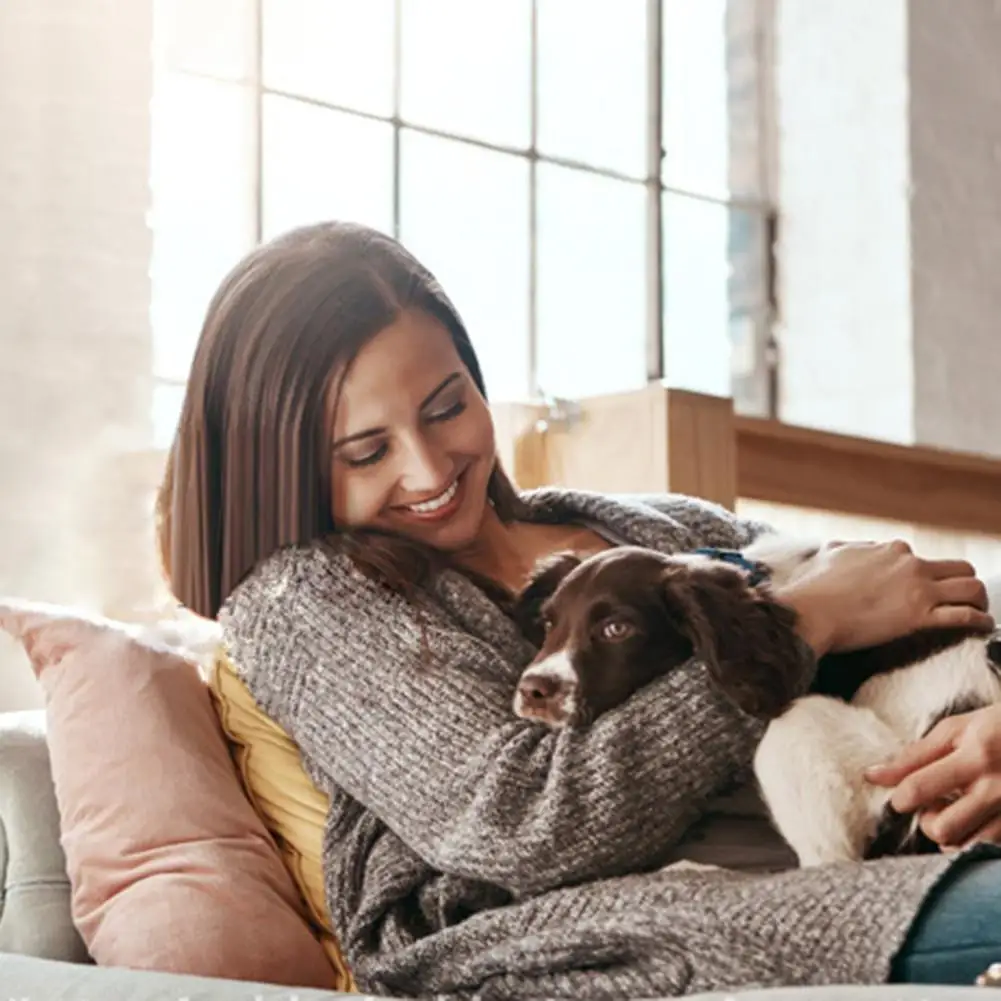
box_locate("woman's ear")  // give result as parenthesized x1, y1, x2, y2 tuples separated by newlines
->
(661, 565, 804, 721)
(512, 552, 582, 646)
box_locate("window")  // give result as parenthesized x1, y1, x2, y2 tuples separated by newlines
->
(150, 0, 774, 446)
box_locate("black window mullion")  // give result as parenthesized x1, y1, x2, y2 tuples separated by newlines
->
(527, 0, 540, 401)
(645, 0, 664, 383)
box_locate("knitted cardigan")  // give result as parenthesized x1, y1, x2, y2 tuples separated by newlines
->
(220, 488, 977, 1000)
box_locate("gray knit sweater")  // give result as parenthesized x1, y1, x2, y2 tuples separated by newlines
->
(220, 488, 974, 1000)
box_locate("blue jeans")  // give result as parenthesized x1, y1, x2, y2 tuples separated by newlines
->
(892, 857, 1001, 984)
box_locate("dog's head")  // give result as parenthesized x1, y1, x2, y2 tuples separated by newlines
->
(511, 546, 804, 727)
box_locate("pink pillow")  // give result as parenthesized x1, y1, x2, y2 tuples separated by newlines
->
(0, 598, 339, 989)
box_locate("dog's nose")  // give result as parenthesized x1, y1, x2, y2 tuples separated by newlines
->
(518, 673, 563, 706)
(514, 669, 576, 726)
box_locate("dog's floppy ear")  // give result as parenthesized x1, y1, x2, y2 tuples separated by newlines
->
(513, 552, 582, 646)
(660, 565, 804, 721)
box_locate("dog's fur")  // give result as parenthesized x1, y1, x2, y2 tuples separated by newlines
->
(511, 538, 1001, 866)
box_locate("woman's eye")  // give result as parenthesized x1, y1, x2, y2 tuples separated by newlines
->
(343, 444, 388, 468)
(427, 400, 466, 423)
(600, 620, 635, 642)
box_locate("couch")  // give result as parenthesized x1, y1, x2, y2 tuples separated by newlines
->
(2, 566, 1000, 999)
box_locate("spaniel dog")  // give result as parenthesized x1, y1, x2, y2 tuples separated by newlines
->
(511, 538, 1001, 866)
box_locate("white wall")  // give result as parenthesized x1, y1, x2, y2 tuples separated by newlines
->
(0, 1, 156, 711)
(774, 0, 1001, 459)
(908, 0, 1001, 457)
(775, 0, 915, 444)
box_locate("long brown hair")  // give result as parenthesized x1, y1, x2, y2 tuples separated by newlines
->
(157, 221, 524, 620)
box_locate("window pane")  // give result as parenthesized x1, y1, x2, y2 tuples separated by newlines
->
(262, 0, 395, 117)
(400, 0, 532, 149)
(662, 0, 730, 197)
(150, 73, 257, 383)
(536, 0, 647, 178)
(662, 193, 767, 400)
(399, 132, 530, 401)
(153, 0, 255, 81)
(262, 96, 394, 240)
(536, 166, 647, 399)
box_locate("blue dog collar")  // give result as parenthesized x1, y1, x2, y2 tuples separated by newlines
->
(692, 547, 771, 587)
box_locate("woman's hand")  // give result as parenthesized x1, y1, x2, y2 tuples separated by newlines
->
(773, 540, 993, 658)
(865, 704, 1001, 849)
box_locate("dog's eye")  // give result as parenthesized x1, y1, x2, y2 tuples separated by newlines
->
(541, 615, 554, 634)
(600, 619, 635, 642)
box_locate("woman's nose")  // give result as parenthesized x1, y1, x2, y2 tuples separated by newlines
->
(399, 436, 450, 492)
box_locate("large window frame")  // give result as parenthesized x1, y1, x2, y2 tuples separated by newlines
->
(151, 0, 778, 448)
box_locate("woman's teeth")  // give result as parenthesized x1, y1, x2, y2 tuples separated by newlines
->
(407, 479, 458, 514)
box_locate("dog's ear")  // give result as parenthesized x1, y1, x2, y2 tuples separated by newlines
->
(513, 552, 582, 646)
(660, 565, 804, 721)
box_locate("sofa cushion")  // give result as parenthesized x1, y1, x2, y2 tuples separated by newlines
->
(0, 599, 340, 989)
(0, 711, 89, 963)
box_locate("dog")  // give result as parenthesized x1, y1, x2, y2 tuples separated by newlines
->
(510, 538, 1001, 866)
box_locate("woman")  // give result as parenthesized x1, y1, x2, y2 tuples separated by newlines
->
(159, 221, 1001, 998)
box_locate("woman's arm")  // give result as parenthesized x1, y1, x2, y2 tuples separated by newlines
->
(221, 545, 811, 899)
(641, 494, 993, 655)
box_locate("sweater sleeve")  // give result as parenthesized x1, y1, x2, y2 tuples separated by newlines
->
(221, 543, 810, 899)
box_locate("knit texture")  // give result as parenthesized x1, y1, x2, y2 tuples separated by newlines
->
(220, 488, 971, 1000)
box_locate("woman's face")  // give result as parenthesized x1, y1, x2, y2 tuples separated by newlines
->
(329, 308, 497, 552)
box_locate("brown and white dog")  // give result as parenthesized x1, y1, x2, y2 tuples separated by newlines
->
(511, 538, 1001, 867)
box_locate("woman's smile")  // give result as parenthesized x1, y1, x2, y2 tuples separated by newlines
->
(391, 469, 466, 524)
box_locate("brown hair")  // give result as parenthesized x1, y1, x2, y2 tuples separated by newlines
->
(156, 221, 525, 620)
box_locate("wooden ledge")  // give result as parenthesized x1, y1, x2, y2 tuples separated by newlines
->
(735, 416, 1001, 537)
